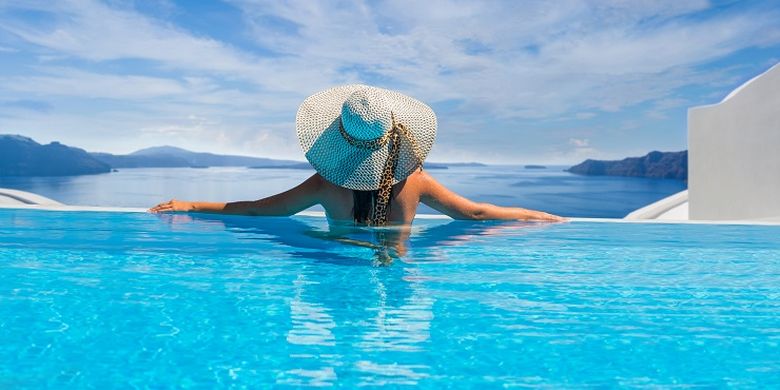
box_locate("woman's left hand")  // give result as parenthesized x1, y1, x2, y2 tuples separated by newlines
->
(532, 211, 569, 222)
(148, 199, 194, 213)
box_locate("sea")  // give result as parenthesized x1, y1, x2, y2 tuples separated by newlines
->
(0, 165, 686, 218)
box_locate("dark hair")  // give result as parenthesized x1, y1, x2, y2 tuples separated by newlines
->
(353, 189, 391, 224)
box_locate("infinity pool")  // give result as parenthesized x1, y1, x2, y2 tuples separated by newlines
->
(2, 208, 780, 387)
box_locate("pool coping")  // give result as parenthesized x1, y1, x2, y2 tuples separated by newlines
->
(2, 203, 780, 226)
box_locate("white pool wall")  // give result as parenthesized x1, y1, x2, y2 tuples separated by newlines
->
(688, 63, 780, 221)
(0, 188, 63, 206)
(624, 190, 688, 221)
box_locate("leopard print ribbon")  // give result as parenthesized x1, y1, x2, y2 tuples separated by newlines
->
(339, 113, 423, 226)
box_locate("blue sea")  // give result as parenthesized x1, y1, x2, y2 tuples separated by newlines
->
(0, 165, 686, 218)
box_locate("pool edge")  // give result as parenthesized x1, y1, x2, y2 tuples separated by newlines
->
(2, 203, 779, 226)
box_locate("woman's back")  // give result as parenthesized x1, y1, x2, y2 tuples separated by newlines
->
(319, 169, 424, 224)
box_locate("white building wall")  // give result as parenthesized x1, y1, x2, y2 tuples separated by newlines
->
(688, 63, 780, 220)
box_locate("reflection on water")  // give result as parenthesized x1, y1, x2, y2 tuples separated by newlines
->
(160, 213, 402, 266)
(287, 273, 337, 346)
(160, 212, 555, 266)
(280, 265, 436, 386)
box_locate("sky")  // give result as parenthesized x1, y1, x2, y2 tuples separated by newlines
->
(0, 0, 778, 164)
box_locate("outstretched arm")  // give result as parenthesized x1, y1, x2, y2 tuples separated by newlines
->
(419, 172, 565, 221)
(149, 174, 323, 216)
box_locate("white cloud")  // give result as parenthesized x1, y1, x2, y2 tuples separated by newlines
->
(1, 1, 255, 73)
(1, 67, 186, 99)
(0, 0, 778, 162)
(222, 0, 780, 141)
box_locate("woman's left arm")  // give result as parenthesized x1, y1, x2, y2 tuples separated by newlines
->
(149, 174, 323, 216)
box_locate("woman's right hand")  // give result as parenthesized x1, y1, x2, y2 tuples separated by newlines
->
(148, 199, 195, 213)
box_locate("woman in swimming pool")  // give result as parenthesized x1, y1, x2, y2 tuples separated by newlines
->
(149, 85, 564, 225)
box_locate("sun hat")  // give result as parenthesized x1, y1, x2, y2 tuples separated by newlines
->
(296, 84, 437, 224)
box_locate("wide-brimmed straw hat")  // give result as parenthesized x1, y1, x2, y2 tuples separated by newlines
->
(296, 84, 437, 192)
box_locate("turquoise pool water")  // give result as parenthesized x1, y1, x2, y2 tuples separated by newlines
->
(1, 209, 780, 387)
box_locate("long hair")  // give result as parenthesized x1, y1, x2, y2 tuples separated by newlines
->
(352, 189, 391, 225)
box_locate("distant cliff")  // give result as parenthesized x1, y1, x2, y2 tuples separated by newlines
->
(2, 135, 481, 176)
(90, 146, 308, 168)
(0, 135, 111, 177)
(566, 150, 687, 181)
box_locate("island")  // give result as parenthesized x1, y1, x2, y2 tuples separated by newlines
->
(2, 134, 494, 177)
(566, 150, 687, 181)
(249, 163, 313, 170)
(90, 145, 307, 168)
(524, 165, 547, 169)
(0, 135, 111, 176)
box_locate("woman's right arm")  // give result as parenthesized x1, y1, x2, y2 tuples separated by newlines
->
(418, 172, 565, 221)
(149, 174, 323, 216)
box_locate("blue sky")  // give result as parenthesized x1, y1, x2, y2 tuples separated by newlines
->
(0, 0, 778, 164)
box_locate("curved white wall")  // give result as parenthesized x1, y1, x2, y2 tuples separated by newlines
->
(688, 63, 780, 220)
(0, 188, 63, 206)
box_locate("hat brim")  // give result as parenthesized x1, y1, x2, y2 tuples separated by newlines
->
(296, 85, 437, 191)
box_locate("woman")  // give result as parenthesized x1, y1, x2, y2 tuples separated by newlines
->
(149, 85, 564, 225)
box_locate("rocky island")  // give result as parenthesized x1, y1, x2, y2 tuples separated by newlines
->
(90, 145, 306, 168)
(1, 134, 487, 177)
(0, 135, 111, 176)
(566, 150, 687, 181)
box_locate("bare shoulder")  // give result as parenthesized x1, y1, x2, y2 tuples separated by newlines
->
(289, 173, 328, 197)
(410, 169, 445, 193)
(310, 173, 351, 200)
(401, 168, 434, 192)
(409, 169, 467, 205)
(308, 173, 327, 187)
(307, 173, 347, 191)
(406, 168, 432, 184)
